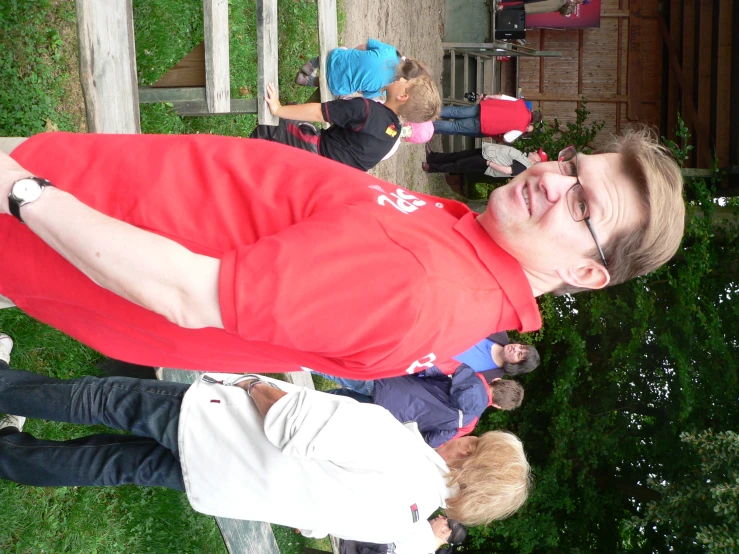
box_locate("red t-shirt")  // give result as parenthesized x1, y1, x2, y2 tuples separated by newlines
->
(479, 98, 532, 136)
(4, 133, 541, 378)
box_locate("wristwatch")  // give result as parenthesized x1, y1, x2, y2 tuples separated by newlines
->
(8, 176, 54, 223)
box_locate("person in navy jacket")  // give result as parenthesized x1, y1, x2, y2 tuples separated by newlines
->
(330, 365, 524, 447)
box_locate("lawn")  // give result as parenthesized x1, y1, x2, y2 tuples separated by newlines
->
(0, 0, 337, 551)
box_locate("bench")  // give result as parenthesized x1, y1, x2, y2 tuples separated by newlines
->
(75, 0, 140, 133)
(76, 0, 338, 133)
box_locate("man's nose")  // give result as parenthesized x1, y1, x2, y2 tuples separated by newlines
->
(539, 171, 577, 204)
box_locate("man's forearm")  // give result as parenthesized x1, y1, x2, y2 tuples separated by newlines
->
(486, 161, 513, 175)
(275, 103, 325, 123)
(19, 187, 224, 329)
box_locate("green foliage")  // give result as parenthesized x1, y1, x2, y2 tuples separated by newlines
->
(629, 430, 739, 554)
(513, 99, 606, 156)
(0, 309, 228, 553)
(0, 0, 82, 135)
(134, 0, 320, 137)
(472, 102, 605, 199)
(661, 112, 694, 167)
(470, 115, 739, 552)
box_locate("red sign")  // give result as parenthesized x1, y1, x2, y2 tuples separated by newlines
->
(527, 0, 601, 29)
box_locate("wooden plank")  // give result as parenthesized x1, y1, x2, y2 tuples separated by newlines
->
(450, 50, 457, 100)
(317, 0, 338, 104)
(627, 0, 642, 120)
(601, 9, 629, 17)
(139, 86, 209, 104)
(156, 368, 279, 554)
(441, 42, 562, 57)
(476, 56, 482, 96)
(283, 371, 316, 389)
(525, 93, 628, 102)
(666, 0, 682, 141)
(682, 0, 696, 166)
(658, 15, 712, 167)
(715, 0, 733, 165)
(463, 53, 469, 98)
(153, 42, 206, 88)
(75, 0, 140, 133)
(174, 98, 258, 116)
(615, 16, 622, 133)
(203, 0, 231, 113)
(256, 0, 279, 125)
(697, 0, 713, 166)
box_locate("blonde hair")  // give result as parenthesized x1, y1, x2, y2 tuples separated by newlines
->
(557, 126, 686, 294)
(490, 379, 524, 410)
(397, 75, 442, 123)
(445, 431, 531, 525)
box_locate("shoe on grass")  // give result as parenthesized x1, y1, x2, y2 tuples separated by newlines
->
(0, 333, 13, 364)
(0, 413, 26, 433)
(295, 71, 318, 87)
(300, 58, 319, 77)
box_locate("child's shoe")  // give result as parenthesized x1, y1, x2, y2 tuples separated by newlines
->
(295, 71, 318, 87)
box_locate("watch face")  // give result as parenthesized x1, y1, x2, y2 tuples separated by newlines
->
(12, 179, 43, 203)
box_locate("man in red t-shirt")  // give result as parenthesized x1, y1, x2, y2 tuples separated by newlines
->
(0, 130, 684, 378)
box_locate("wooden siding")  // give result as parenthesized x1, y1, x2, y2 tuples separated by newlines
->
(518, 0, 662, 151)
(517, 0, 735, 166)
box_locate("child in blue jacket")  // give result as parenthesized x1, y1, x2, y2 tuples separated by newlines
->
(296, 38, 430, 99)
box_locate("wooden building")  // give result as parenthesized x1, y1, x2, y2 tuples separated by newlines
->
(518, 0, 736, 168)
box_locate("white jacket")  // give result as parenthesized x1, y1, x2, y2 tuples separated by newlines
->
(178, 374, 451, 547)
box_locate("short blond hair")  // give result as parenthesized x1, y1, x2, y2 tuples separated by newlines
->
(397, 75, 442, 123)
(445, 431, 531, 525)
(558, 126, 685, 294)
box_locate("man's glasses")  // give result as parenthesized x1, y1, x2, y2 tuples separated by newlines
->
(557, 145, 608, 267)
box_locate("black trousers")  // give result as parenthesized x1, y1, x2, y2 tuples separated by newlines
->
(0, 364, 187, 491)
(426, 149, 489, 174)
(250, 119, 321, 155)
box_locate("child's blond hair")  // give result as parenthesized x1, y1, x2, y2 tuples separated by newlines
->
(397, 75, 442, 123)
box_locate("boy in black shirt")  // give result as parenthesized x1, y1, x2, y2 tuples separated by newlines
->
(251, 80, 440, 172)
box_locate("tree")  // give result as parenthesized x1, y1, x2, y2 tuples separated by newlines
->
(465, 117, 739, 553)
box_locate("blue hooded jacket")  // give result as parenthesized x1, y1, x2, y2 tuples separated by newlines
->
(372, 364, 491, 447)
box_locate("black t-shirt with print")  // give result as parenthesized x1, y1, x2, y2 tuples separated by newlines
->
(320, 98, 401, 171)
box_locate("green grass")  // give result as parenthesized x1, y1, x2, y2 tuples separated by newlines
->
(0, 0, 85, 134)
(1, 0, 339, 551)
(134, 0, 322, 137)
(0, 310, 228, 553)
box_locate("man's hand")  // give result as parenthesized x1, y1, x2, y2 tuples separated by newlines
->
(265, 83, 282, 117)
(237, 378, 288, 417)
(0, 150, 34, 215)
(486, 160, 513, 175)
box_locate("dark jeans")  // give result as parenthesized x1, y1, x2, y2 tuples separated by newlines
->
(433, 104, 484, 137)
(426, 148, 489, 174)
(325, 388, 374, 404)
(0, 363, 187, 491)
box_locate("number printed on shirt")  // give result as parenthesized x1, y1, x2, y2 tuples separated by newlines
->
(405, 353, 437, 374)
(377, 189, 427, 214)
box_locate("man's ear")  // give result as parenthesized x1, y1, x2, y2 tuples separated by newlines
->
(556, 261, 610, 290)
(491, 377, 502, 383)
(492, 403, 502, 410)
(395, 91, 409, 103)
